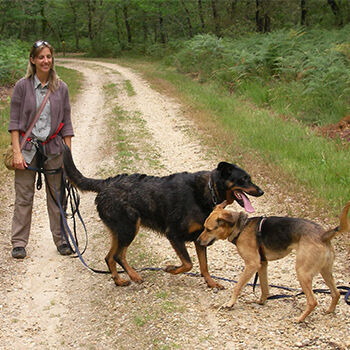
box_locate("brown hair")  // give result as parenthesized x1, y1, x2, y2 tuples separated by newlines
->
(25, 41, 60, 92)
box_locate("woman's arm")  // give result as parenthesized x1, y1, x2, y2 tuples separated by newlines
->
(63, 135, 72, 149)
(11, 130, 27, 169)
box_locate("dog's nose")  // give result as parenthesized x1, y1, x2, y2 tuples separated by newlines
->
(256, 187, 264, 196)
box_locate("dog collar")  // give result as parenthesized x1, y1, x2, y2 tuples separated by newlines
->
(208, 175, 218, 205)
(228, 216, 266, 246)
(228, 231, 241, 245)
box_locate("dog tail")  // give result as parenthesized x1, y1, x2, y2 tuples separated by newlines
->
(321, 201, 350, 242)
(63, 144, 107, 193)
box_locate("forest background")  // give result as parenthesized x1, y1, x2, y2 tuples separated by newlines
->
(0, 0, 349, 213)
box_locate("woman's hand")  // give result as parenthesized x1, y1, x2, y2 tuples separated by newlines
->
(13, 149, 27, 169)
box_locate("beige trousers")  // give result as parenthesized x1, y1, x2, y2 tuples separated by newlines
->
(11, 153, 65, 248)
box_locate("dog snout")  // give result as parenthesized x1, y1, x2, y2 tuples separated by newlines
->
(197, 232, 208, 246)
(196, 236, 204, 245)
(197, 235, 215, 247)
(253, 186, 264, 197)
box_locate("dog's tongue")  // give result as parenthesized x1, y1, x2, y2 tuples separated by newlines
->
(241, 193, 255, 213)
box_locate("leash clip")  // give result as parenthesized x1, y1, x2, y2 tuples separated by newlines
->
(29, 137, 39, 148)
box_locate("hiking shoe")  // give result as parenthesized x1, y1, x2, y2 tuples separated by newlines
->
(57, 243, 73, 256)
(12, 247, 26, 259)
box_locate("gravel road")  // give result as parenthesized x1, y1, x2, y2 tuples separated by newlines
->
(0, 58, 349, 350)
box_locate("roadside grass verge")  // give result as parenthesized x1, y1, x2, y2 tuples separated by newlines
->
(0, 101, 10, 151)
(115, 58, 349, 214)
(56, 65, 83, 103)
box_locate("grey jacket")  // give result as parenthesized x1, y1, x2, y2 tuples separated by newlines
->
(8, 77, 74, 154)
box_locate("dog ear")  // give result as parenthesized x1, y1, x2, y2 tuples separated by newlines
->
(218, 210, 237, 226)
(217, 162, 235, 178)
(214, 200, 228, 211)
(237, 211, 248, 230)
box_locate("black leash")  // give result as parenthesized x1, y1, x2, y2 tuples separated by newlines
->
(55, 190, 350, 305)
(42, 164, 349, 306)
(54, 179, 110, 274)
(26, 148, 90, 264)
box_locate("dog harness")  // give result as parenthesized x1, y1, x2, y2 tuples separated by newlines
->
(256, 216, 267, 262)
(229, 216, 267, 262)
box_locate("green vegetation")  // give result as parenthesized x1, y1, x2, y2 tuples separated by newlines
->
(172, 27, 350, 126)
(0, 102, 10, 150)
(56, 66, 83, 103)
(0, 40, 28, 86)
(124, 80, 136, 96)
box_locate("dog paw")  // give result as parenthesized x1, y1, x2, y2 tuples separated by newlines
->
(113, 277, 131, 287)
(131, 276, 143, 284)
(164, 265, 178, 274)
(218, 302, 234, 311)
(207, 280, 225, 290)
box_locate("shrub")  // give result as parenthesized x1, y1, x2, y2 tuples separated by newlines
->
(172, 26, 350, 125)
(0, 40, 28, 85)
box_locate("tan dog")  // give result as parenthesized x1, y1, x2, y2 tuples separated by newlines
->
(197, 201, 350, 322)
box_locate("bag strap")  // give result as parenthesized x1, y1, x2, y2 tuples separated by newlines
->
(20, 90, 51, 149)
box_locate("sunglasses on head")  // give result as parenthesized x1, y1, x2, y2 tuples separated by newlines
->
(33, 40, 49, 48)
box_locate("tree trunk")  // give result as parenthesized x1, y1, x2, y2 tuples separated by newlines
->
(211, 0, 221, 37)
(114, 7, 122, 46)
(39, 0, 47, 38)
(327, 0, 343, 26)
(141, 11, 148, 44)
(300, 0, 307, 26)
(230, 0, 238, 19)
(159, 11, 166, 44)
(86, 0, 94, 41)
(123, 4, 132, 43)
(181, 0, 193, 38)
(69, 0, 80, 50)
(256, 0, 270, 33)
(198, 0, 205, 33)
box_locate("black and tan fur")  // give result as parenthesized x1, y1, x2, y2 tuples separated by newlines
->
(197, 201, 350, 322)
(63, 145, 263, 288)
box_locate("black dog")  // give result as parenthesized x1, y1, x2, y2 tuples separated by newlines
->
(63, 145, 263, 288)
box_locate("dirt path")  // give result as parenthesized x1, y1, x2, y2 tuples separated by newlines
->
(0, 59, 349, 350)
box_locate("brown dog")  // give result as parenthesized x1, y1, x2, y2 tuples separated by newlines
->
(197, 201, 350, 322)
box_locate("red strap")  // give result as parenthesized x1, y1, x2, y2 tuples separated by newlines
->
(20, 132, 32, 143)
(21, 122, 64, 145)
(43, 122, 64, 144)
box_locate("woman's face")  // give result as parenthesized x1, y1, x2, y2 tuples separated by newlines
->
(30, 47, 53, 77)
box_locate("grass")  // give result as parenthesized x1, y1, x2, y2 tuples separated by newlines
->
(103, 80, 163, 173)
(115, 57, 349, 214)
(124, 80, 136, 96)
(56, 65, 83, 103)
(0, 102, 10, 150)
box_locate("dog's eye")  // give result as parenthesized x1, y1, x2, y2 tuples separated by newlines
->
(237, 176, 250, 186)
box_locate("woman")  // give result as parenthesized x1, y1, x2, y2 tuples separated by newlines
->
(8, 40, 74, 259)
